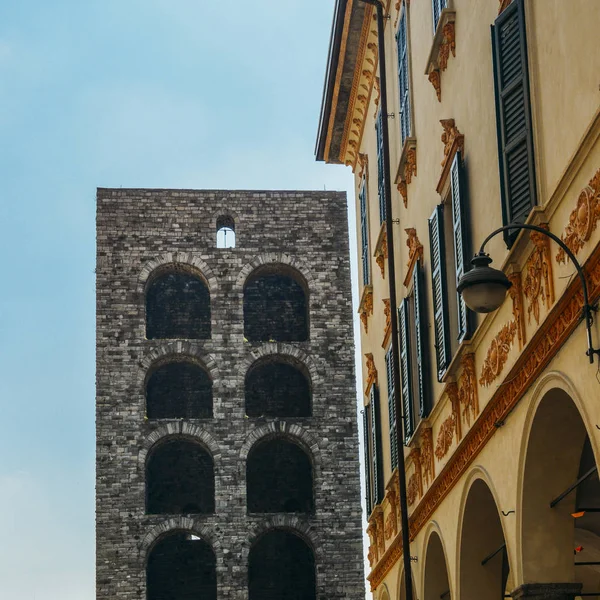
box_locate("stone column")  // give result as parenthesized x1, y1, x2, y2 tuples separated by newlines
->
(511, 583, 582, 600)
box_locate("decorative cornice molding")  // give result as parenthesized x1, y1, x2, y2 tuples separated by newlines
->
(557, 167, 600, 264)
(365, 352, 378, 396)
(382, 299, 392, 349)
(508, 272, 526, 350)
(367, 238, 600, 593)
(374, 224, 388, 278)
(479, 320, 518, 387)
(404, 228, 423, 287)
(359, 285, 374, 333)
(524, 226, 555, 326)
(458, 353, 478, 427)
(437, 119, 464, 194)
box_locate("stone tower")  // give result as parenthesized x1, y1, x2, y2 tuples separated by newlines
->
(96, 188, 365, 600)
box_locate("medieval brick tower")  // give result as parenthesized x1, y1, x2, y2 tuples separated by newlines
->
(96, 188, 365, 600)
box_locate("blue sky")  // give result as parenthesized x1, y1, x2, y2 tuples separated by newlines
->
(0, 1, 360, 598)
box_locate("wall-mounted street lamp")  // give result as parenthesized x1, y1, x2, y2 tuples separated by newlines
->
(457, 223, 600, 364)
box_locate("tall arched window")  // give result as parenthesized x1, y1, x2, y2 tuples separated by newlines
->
(146, 360, 213, 419)
(243, 265, 308, 342)
(216, 215, 235, 248)
(146, 269, 211, 339)
(248, 530, 316, 600)
(246, 437, 313, 513)
(245, 358, 311, 418)
(146, 439, 215, 515)
(147, 532, 216, 600)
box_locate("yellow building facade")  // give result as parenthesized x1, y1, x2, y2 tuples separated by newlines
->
(317, 1, 600, 598)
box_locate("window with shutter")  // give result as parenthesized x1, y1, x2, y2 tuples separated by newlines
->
(429, 205, 451, 380)
(432, 0, 447, 33)
(370, 386, 384, 505)
(385, 347, 398, 472)
(398, 299, 414, 442)
(412, 260, 430, 418)
(376, 111, 386, 224)
(362, 408, 373, 514)
(359, 177, 370, 286)
(396, 9, 411, 145)
(492, 0, 536, 247)
(450, 151, 473, 343)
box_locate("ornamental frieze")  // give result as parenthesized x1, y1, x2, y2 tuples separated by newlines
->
(479, 320, 518, 387)
(409, 447, 423, 499)
(458, 353, 479, 427)
(434, 413, 456, 461)
(556, 167, 600, 264)
(508, 272, 526, 349)
(524, 227, 555, 326)
(421, 427, 435, 487)
(406, 473, 420, 507)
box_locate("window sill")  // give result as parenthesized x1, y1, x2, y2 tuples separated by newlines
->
(424, 8, 456, 102)
(394, 137, 417, 208)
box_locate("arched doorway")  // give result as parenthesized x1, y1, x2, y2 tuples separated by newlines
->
(521, 387, 599, 595)
(423, 531, 451, 600)
(147, 531, 216, 600)
(459, 478, 509, 600)
(248, 529, 316, 600)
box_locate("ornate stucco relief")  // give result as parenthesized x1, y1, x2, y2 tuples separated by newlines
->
(382, 299, 391, 348)
(365, 352, 378, 396)
(524, 227, 555, 326)
(403, 228, 423, 286)
(359, 285, 374, 333)
(437, 119, 464, 193)
(458, 353, 478, 427)
(421, 427, 435, 487)
(424, 10, 456, 102)
(374, 224, 388, 278)
(508, 272, 526, 349)
(479, 320, 518, 387)
(556, 167, 600, 264)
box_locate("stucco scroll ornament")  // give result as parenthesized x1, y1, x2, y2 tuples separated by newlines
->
(429, 69, 441, 102)
(382, 299, 392, 348)
(524, 227, 555, 326)
(374, 226, 388, 278)
(404, 147, 417, 184)
(479, 320, 517, 387)
(556, 168, 600, 264)
(438, 22, 456, 71)
(409, 447, 423, 498)
(397, 181, 408, 208)
(373, 76, 381, 118)
(434, 413, 456, 461)
(458, 353, 479, 427)
(440, 119, 464, 168)
(365, 352, 378, 396)
(359, 285, 374, 333)
(508, 272, 526, 349)
(357, 153, 369, 180)
(404, 228, 423, 286)
(420, 427, 435, 487)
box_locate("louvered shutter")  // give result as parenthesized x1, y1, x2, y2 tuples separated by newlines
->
(413, 260, 430, 418)
(359, 178, 370, 286)
(450, 151, 473, 343)
(370, 386, 384, 505)
(362, 408, 373, 513)
(385, 347, 398, 471)
(432, 0, 446, 32)
(398, 300, 414, 442)
(492, 0, 536, 247)
(376, 111, 386, 224)
(429, 205, 451, 380)
(396, 10, 410, 144)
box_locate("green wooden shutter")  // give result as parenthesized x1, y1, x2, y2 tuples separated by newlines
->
(362, 408, 373, 513)
(492, 0, 536, 247)
(432, 0, 446, 32)
(413, 260, 430, 418)
(398, 300, 414, 442)
(359, 178, 370, 286)
(385, 347, 398, 471)
(429, 205, 451, 380)
(450, 151, 473, 343)
(370, 385, 384, 505)
(376, 111, 386, 224)
(396, 10, 410, 144)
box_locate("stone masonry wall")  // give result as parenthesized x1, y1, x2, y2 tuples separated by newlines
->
(96, 189, 365, 600)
